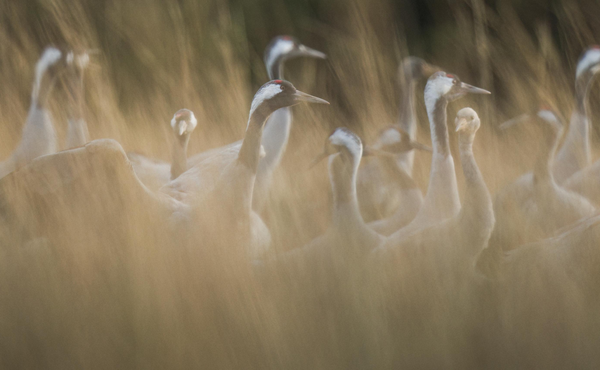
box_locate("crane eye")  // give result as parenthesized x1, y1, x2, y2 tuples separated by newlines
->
(452, 79, 458, 85)
(280, 85, 286, 91)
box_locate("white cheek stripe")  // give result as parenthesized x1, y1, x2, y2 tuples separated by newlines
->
(266, 40, 294, 78)
(33, 47, 62, 99)
(329, 129, 363, 159)
(249, 84, 282, 119)
(576, 49, 600, 79)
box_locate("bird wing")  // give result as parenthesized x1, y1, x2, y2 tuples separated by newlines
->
(127, 152, 171, 191)
(563, 161, 600, 206)
(161, 140, 243, 204)
(186, 139, 243, 168)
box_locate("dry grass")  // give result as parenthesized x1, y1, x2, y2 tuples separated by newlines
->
(1, 0, 600, 368)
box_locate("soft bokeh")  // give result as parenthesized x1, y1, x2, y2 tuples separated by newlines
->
(1, 0, 600, 368)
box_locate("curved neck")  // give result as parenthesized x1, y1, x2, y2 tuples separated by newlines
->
(534, 129, 560, 185)
(395, 77, 418, 175)
(65, 72, 89, 148)
(32, 70, 57, 108)
(412, 94, 459, 223)
(66, 71, 85, 121)
(398, 79, 417, 137)
(329, 150, 359, 209)
(457, 135, 494, 256)
(268, 55, 285, 80)
(404, 91, 459, 228)
(258, 107, 291, 173)
(570, 73, 594, 148)
(170, 134, 190, 180)
(553, 79, 591, 183)
(238, 105, 271, 172)
(575, 72, 595, 109)
(426, 97, 451, 157)
(329, 151, 377, 250)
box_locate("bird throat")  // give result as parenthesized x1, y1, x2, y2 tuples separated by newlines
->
(428, 98, 451, 157)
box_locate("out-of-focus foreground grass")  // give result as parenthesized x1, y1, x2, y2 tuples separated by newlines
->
(1, 0, 600, 368)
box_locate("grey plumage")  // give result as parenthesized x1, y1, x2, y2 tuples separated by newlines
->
(0, 47, 65, 178)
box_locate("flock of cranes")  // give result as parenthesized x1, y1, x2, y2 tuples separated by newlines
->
(3, 35, 600, 367)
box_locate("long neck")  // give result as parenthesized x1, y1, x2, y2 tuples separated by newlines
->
(238, 105, 271, 173)
(329, 152, 377, 250)
(67, 72, 84, 120)
(398, 78, 417, 137)
(65, 72, 89, 148)
(258, 107, 292, 171)
(412, 96, 460, 224)
(457, 134, 494, 256)
(170, 134, 190, 180)
(426, 97, 451, 157)
(396, 78, 418, 174)
(268, 55, 285, 80)
(533, 129, 559, 186)
(253, 107, 292, 211)
(553, 74, 594, 183)
(32, 68, 57, 109)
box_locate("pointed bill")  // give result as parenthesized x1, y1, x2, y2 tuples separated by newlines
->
(178, 122, 187, 136)
(298, 44, 327, 59)
(294, 90, 329, 105)
(455, 118, 469, 132)
(460, 82, 491, 95)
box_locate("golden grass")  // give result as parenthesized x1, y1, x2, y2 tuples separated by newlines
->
(1, 0, 600, 368)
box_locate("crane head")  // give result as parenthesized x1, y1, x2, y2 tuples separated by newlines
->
(264, 36, 326, 79)
(425, 71, 491, 103)
(249, 80, 328, 122)
(171, 109, 198, 137)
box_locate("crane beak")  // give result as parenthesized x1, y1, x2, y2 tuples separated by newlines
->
(455, 118, 469, 132)
(309, 151, 329, 169)
(298, 44, 327, 59)
(499, 113, 531, 130)
(294, 90, 330, 105)
(460, 82, 491, 95)
(176, 121, 188, 136)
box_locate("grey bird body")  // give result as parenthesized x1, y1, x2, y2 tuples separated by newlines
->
(375, 108, 493, 260)
(128, 109, 198, 191)
(185, 36, 325, 213)
(163, 80, 328, 259)
(563, 161, 600, 206)
(368, 109, 493, 365)
(386, 72, 490, 241)
(9, 104, 58, 172)
(488, 108, 596, 253)
(64, 51, 92, 149)
(257, 128, 384, 292)
(357, 57, 437, 222)
(0, 47, 65, 178)
(553, 46, 600, 184)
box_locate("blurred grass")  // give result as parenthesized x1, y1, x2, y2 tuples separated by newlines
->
(1, 0, 600, 368)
